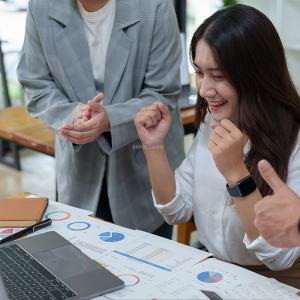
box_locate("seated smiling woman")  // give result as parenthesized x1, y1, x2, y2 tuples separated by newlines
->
(134, 4, 300, 288)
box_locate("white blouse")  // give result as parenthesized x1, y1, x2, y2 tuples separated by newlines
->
(153, 113, 300, 270)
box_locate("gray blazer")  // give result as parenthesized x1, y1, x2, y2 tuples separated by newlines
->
(17, 0, 185, 232)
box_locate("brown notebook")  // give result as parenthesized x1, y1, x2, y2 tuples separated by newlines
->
(0, 198, 48, 227)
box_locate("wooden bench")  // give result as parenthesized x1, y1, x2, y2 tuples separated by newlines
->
(0, 105, 55, 171)
(0, 104, 197, 245)
(0, 105, 55, 156)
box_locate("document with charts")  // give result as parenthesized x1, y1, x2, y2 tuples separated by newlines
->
(92, 234, 212, 300)
(0, 196, 93, 241)
(139, 258, 264, 300)
(25, 195, 93, 231)
(54, 216, 148, 260)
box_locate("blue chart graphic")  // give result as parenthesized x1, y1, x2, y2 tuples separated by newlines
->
(99, 232, 125, 242)
(67, 222, 91, 231)
(197, 271, 223, 283)
(113, 251, 171, 272)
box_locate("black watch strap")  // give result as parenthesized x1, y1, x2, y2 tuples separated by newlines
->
(226, 173, 257, 197)
(298, 219, 300, 236)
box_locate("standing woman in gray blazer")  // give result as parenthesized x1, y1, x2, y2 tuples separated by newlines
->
(17, 0, 185, 238)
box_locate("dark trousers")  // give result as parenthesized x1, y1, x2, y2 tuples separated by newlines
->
(95, 175, 173, 240)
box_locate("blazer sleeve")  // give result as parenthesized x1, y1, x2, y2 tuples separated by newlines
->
(98, 0, 182, 154)
(17, 2, 80, 139)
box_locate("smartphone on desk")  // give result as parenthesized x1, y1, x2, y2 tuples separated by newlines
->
(201, 290, 224, 300)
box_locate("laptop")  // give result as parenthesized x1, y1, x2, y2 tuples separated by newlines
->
(0, 231, 124, 300)
(0, 273, 9, 300)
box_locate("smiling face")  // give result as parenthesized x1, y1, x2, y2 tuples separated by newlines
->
(194, 39, 238, 123)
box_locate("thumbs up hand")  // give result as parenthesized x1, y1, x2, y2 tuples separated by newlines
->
(254, 160, 300, 248)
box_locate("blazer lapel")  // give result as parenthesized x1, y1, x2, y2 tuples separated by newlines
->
(104, 0, 140, 105)
(49, 0, 96, 103)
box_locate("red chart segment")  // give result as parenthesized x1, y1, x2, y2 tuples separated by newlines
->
(211, 273, 223, 282)
(0, 228, 23, 240)
(0, 229, 14, 234)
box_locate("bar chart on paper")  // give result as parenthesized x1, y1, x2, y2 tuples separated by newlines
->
(106, 233, 210, 274)
(96, 234, 212, 299)
(112, 241, 191, 272)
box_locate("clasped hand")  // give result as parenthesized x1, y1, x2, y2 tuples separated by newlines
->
(58, 93, 110, 144)
(207, 119, 250, 186)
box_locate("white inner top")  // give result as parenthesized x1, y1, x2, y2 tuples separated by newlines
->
(77, 0, 116, 97)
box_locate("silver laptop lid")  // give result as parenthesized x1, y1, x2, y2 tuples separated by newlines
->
(0, 231, 124, 299)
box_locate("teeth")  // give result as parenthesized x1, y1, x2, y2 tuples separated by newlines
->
(211, 101, 226, 106)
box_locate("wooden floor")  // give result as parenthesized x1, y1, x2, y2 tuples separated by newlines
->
(0, 148, 56, 200)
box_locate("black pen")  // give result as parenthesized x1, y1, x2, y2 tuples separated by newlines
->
(0, 219, 52, 245)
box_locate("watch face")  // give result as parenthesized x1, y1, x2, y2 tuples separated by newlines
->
(237, 177, 257, 197)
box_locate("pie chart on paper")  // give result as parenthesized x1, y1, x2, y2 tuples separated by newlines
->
(197, 271, 223, 283)
(67, 222, 91, 231)
(99, 232, 125, 242)
(117, 274, 140, 287)
(45, 211, 71, 221)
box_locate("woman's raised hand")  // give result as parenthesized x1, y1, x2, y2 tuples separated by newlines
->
(134, 101, 172, 148)
(207, 119, 250, 186)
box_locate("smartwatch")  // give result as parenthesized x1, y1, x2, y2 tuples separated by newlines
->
(226, 173, 257, 197)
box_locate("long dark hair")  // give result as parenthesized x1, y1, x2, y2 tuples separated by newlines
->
(190, 4, 300, 198)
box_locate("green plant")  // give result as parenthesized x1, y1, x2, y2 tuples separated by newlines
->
(223, 0, 237, 7)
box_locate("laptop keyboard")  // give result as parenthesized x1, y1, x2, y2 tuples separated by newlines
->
(0, 244, 77, 300)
